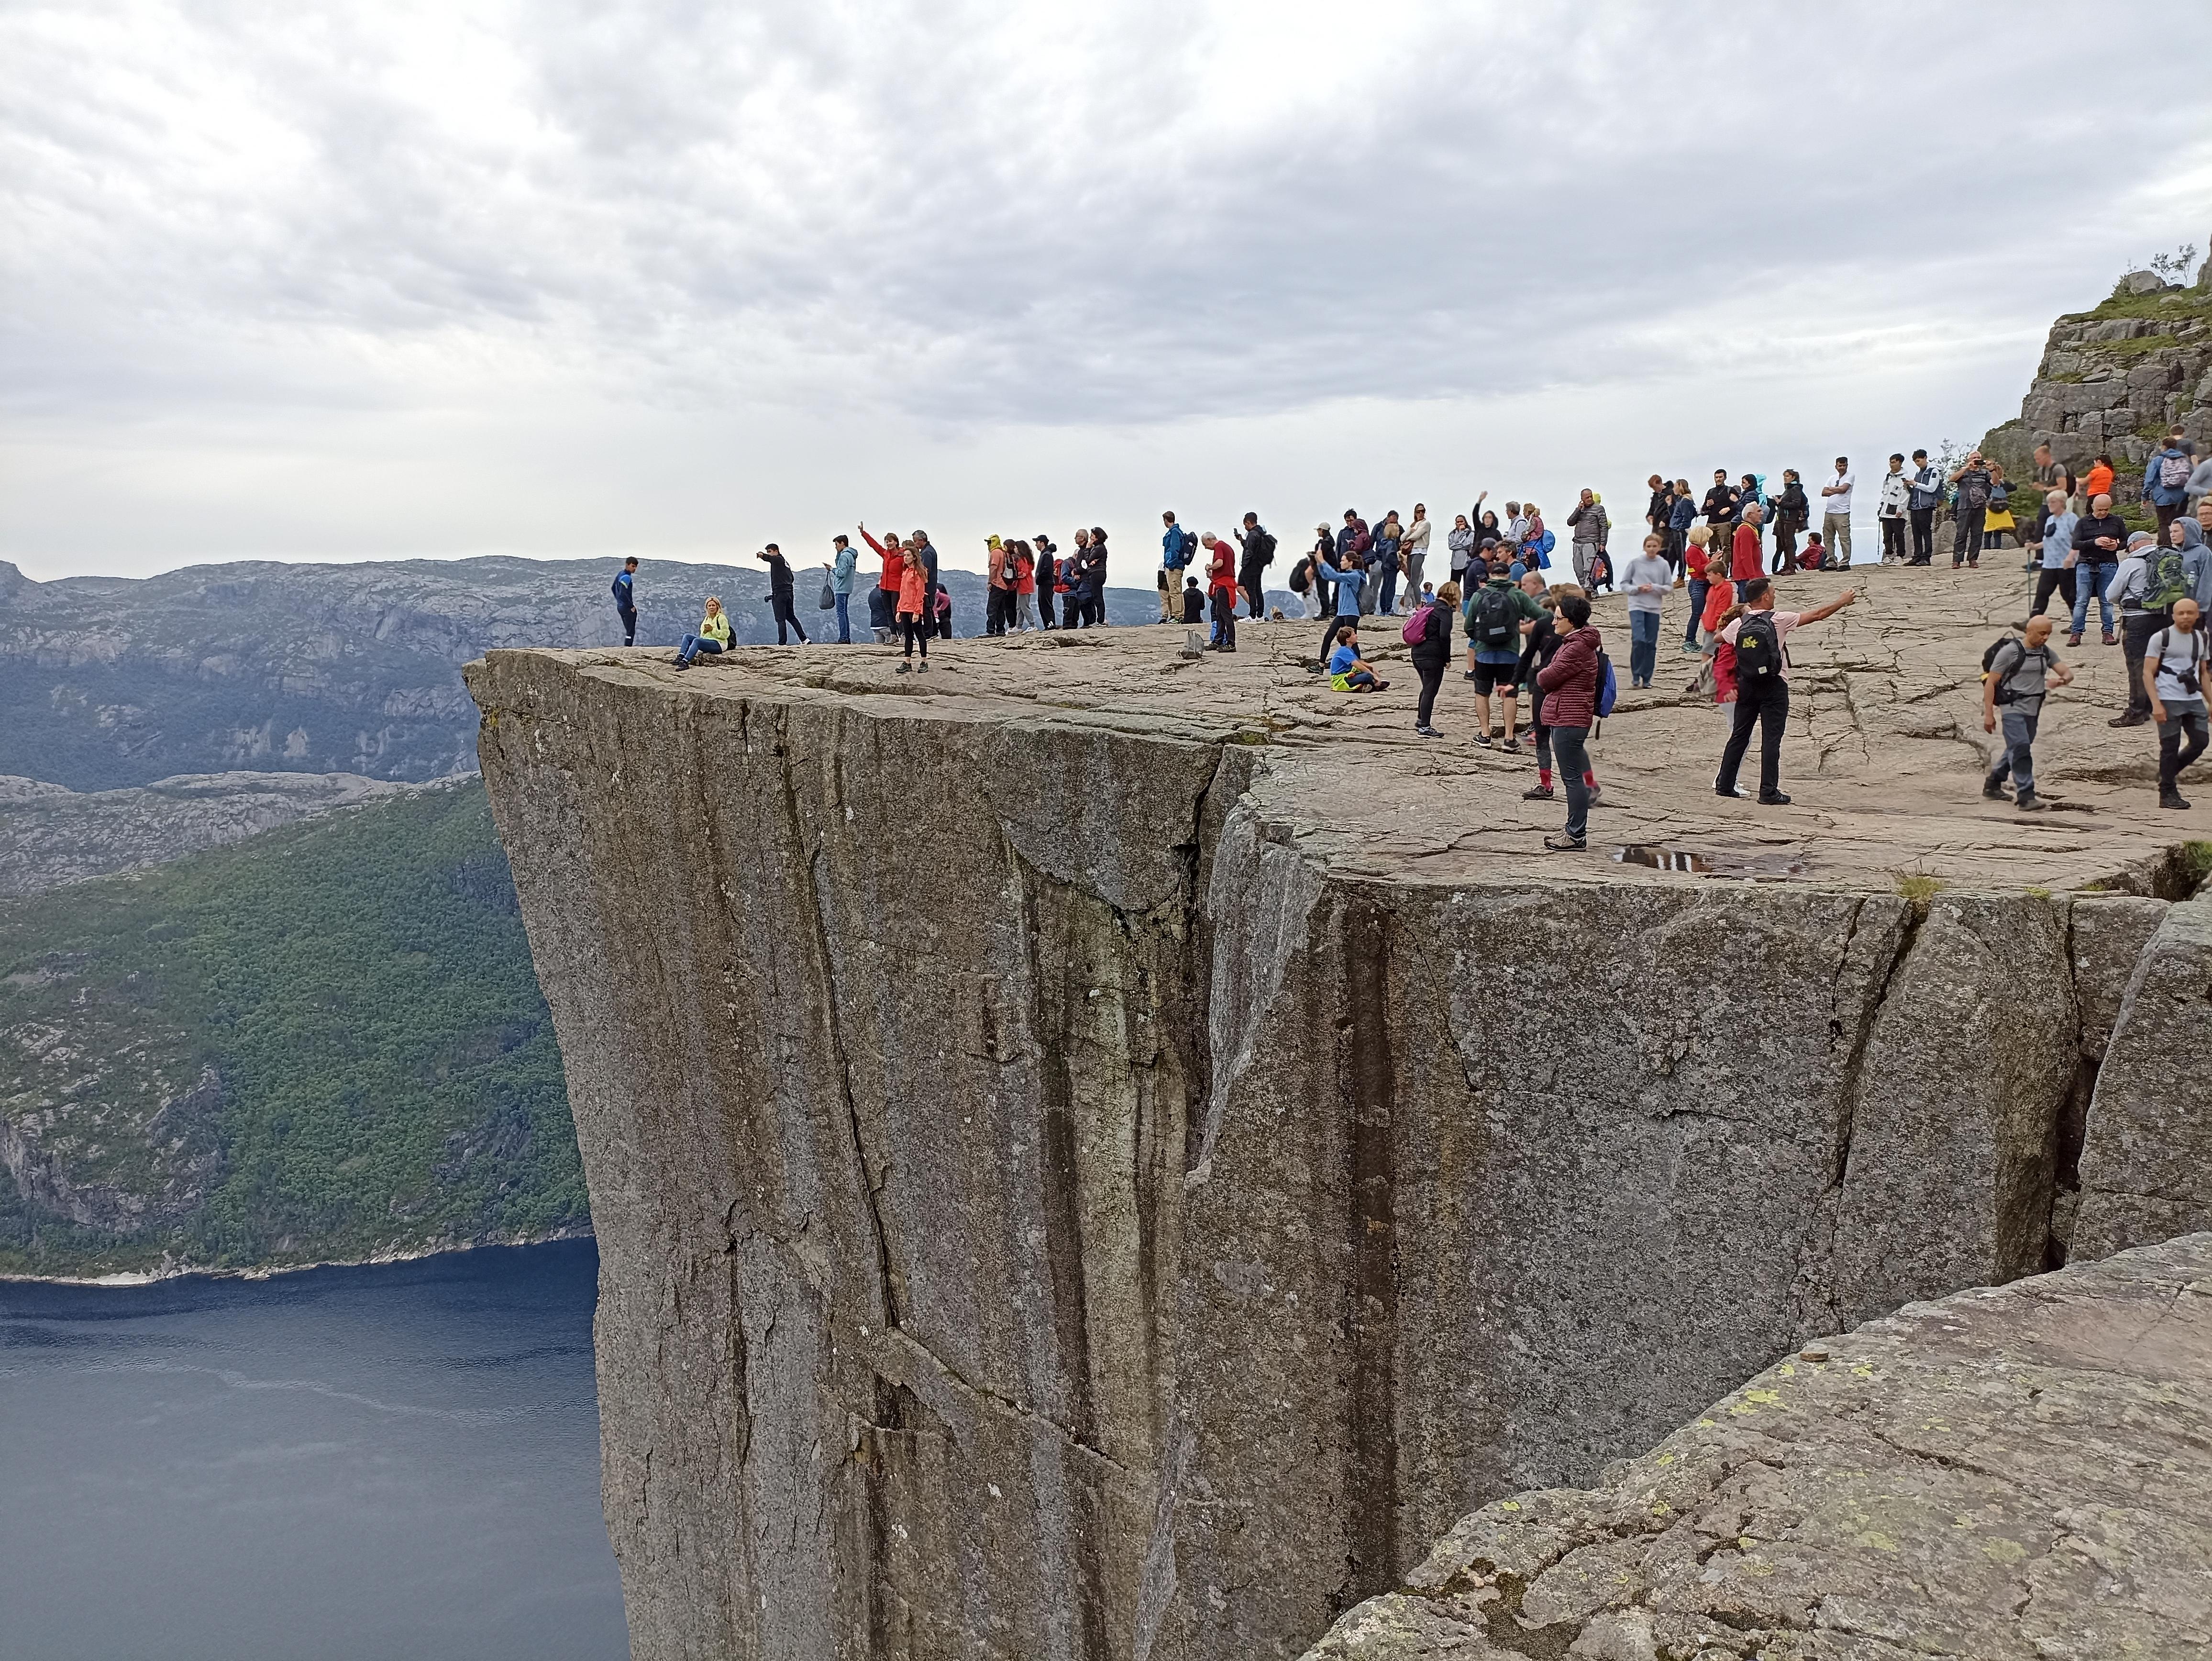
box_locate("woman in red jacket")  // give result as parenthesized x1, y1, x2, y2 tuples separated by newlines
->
(1533, 591, 1601, 852)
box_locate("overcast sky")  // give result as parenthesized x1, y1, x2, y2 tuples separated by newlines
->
(5, 0, 2211, 582)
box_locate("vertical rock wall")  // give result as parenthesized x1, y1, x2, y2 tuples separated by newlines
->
(466, 653, 2208, 1661)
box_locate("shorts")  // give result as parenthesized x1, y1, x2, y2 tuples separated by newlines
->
(1470, 660, 1521, 695)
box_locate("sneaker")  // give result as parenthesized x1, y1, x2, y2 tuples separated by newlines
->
(673, 659, 690, 672)
(918, 660, 930, 672)
(2066, 632, 2082, 647)
(1476, 732, 1493, 748)
(1586, 783, 1603, 807)
(896, 662, 911, 674)
(1715, 782, 1746, 798)
(1522, 784, 1556, 800)
(1542, 833, 1588, 853)
(2102, 631, 2118, 646)
(1503, 736, 1523, 753)
(1463, 669, 1478, 681)
(2015, 792, 2047, 812)
(2161, 792, 2191, 810)
(1759, 791, 1792, 805)
(1982, 780, 2010, 801)
(2109, 712, 2148, 727)
(1414, 724, 1439, 738)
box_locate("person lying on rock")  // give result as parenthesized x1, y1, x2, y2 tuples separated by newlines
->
(1327, 625, 1388, 693)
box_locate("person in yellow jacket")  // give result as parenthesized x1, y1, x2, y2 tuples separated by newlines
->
(675, 597, 732, 669)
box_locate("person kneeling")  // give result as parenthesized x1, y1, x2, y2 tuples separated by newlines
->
(1328, 626, 1389, 692)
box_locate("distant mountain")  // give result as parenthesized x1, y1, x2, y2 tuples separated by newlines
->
(0, 771, 423, 896)
(0, 555, 1166, 791)
(0, 778, 582, 1279)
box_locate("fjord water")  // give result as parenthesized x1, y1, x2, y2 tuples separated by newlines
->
(0, 1241, 626, 1661)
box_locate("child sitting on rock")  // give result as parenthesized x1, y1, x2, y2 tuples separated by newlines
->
(1327, 625, 1388, 692)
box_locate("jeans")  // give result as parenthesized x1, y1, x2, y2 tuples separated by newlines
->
(833, 592, 851, 643)
(1718, 677, 1790, 799)
(1909, 507, 1935, 563)
(676, 633, 725, 666)
(617, 604, 637, 646)
(1879, 516, 1907, 563)
(1628, 609, 1660, 686)
(2123, 612, 2164, 718)
(1379, 564, 1400, 616)
(1415, 661, 1445, 727)
(2031, 567, 2076, 618)
(1683, 578, 1708, 645)
(1985, 706, 2040, 794)
(1551, 725, 1593, 840)
(2071, 563, 2117, 637)
(2159, 706, 2210, 796)
(771, 593, 807, 644)
(1951, 507, 1984, 565)
(1823, 513, 1851, 565)
(869, 587, 894, 634)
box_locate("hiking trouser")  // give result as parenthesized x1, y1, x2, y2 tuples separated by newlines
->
(1908, 508, 1935, 562)
(834, 592, 850, 643)
(2071, 563, 2117, 637)
(1985, 707, 2040, 795)
(1415, 661, 1445, 728)
(1628, 609, 1660, 687)
(1683, 579, 1708, 646)
(1880, 516, 1907, 563)
(1951, 507, 1984, 565)
(617, 604, 637, 646)
(1823, 513, 1852, 565)
(1239, 557, 1267, 620)
(772, 593, 807, 644)
(2123, 612, 2164, 719)
(2031, 567, 2075, 618)
(1718, 677, 1790, 799)
(2156, 502, 2183, 537)
(1320, 614, 1356, 663)
(1159, 575, 1174, 623)
(2159, 707, 2210, 795)
(1551, 725, 1593, 841)
(1062, 593, 1081, 629)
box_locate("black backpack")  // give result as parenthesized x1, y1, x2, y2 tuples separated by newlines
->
(1471, 586, 1518, 650)
(1255, 531, 1277, 565)
(1981, 633, 2029, 704)
(1735, 611, 1784, 684)
(1288, 557, 1312, 595)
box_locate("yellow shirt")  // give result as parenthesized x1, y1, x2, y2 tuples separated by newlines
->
(699, 611, 731, 647)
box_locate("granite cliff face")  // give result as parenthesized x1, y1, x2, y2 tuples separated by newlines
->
(1981, 255, 2212, 488)
(467, 569, 2212, 1660)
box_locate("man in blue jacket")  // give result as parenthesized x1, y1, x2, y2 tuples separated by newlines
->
(611, 557, 639, 645)
(1159, 511, 1196, 622)
(2146, 428, 2196, 537)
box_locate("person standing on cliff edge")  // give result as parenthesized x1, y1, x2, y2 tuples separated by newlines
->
(611, 556, 639, 646)
(1714, 576, 1858, 806)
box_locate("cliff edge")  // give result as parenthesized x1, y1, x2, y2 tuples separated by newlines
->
(466, 564, 2212, 1659)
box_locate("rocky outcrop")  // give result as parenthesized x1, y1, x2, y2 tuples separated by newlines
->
(1301, 1234, 2212, 1661)
(1981, 257, 2212, 486)
(467, 587, 2212, 1661)
(0, 770, 420, 895)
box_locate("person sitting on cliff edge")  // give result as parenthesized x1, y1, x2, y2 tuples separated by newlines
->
(674, 596, 731, 670)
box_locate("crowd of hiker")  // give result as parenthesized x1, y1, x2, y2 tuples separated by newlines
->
(616, 432, 2212, 837)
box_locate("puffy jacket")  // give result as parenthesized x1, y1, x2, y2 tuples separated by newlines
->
(1668, 495, 1697, 532)
(1535, 625, 1602, 728)
(1566, 501, 1609, 546)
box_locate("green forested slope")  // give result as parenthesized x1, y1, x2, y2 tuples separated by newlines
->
(0, 778, 584, 1278)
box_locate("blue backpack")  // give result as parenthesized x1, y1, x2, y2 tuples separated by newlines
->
(1594, 653, 1618, 719)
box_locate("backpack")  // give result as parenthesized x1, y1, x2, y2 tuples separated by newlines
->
(1594, 653, 1618, 718)
(2160, 452, 2193, 490)
(1165, 528, 1195, 569)
(2145, 546, 2192, 610)
(1471, 586, 1518, 651)
(1252, 530, 1277, 566)
(1401, 601, 1437, 646)
(1980, 633, 2028, 704)
(2151, 626, 2208, 698)
(1735, 611, 1784, 684)
(1532, 529, 1555, 569)
(1288, 557, 1312, 595)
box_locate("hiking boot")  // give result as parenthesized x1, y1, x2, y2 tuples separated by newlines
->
(896, 662, 911, 674)
(2161, 792, 2191, 810)
(1759, 791, 1792, 805)
(2066, 632, 2082, 647)
(1542, 833, 1588, 853)
(1982, 779, 2010, 801)
(918, 660, 930, 672)
(2015, 792, 2048, 812)
(2109, 712, 2148, 727)
(1522, 783, 1556, 800)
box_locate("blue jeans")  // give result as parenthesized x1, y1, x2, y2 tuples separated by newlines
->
(1628, 609, 1660, 686)
(834, 592, 851, 643)
(1986, 707, 2039, 794)
(1551, 725, 1592, 839)
(677, 634, 725, 666)
(1683, 579, 1707, 645)
(2071, 563, 2116, 636)
(1379, 565, 1400, 614)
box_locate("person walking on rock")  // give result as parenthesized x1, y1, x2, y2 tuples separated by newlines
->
(1906, 449, 1942, 565)
(674, 596, 731, 669)
(1819, 456, 1854, 566)
(760, 544, 808, 645)
(2148, 598, 2210, 809)
(1714, 576, 1858, 806)
(2028, 490, 2078, 620)
(1621, 533, 1671, 688)
(1567, 489, 1609, 589)
(2108, 530, 2176, 727)
(1535, 591, 1602, 852)
(611, 556, 640, 645)
(1878, 454, 1912, 565)
(2069, 494, 2127, 646)
(829, 536, 858, 643)
(1409, 581, 1458, 737)
(1981, 614, 2071, 812)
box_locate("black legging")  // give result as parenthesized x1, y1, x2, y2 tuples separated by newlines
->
(1415, 661, 1445, 727)
(2031, 566, 2077, 618)
(1319, 614, 1356, 661)
(900, 616, 929, 657)
(772, 592, 808, 644)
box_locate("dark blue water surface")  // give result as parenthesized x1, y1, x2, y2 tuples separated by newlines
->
(0, 1240, 627, 1661)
